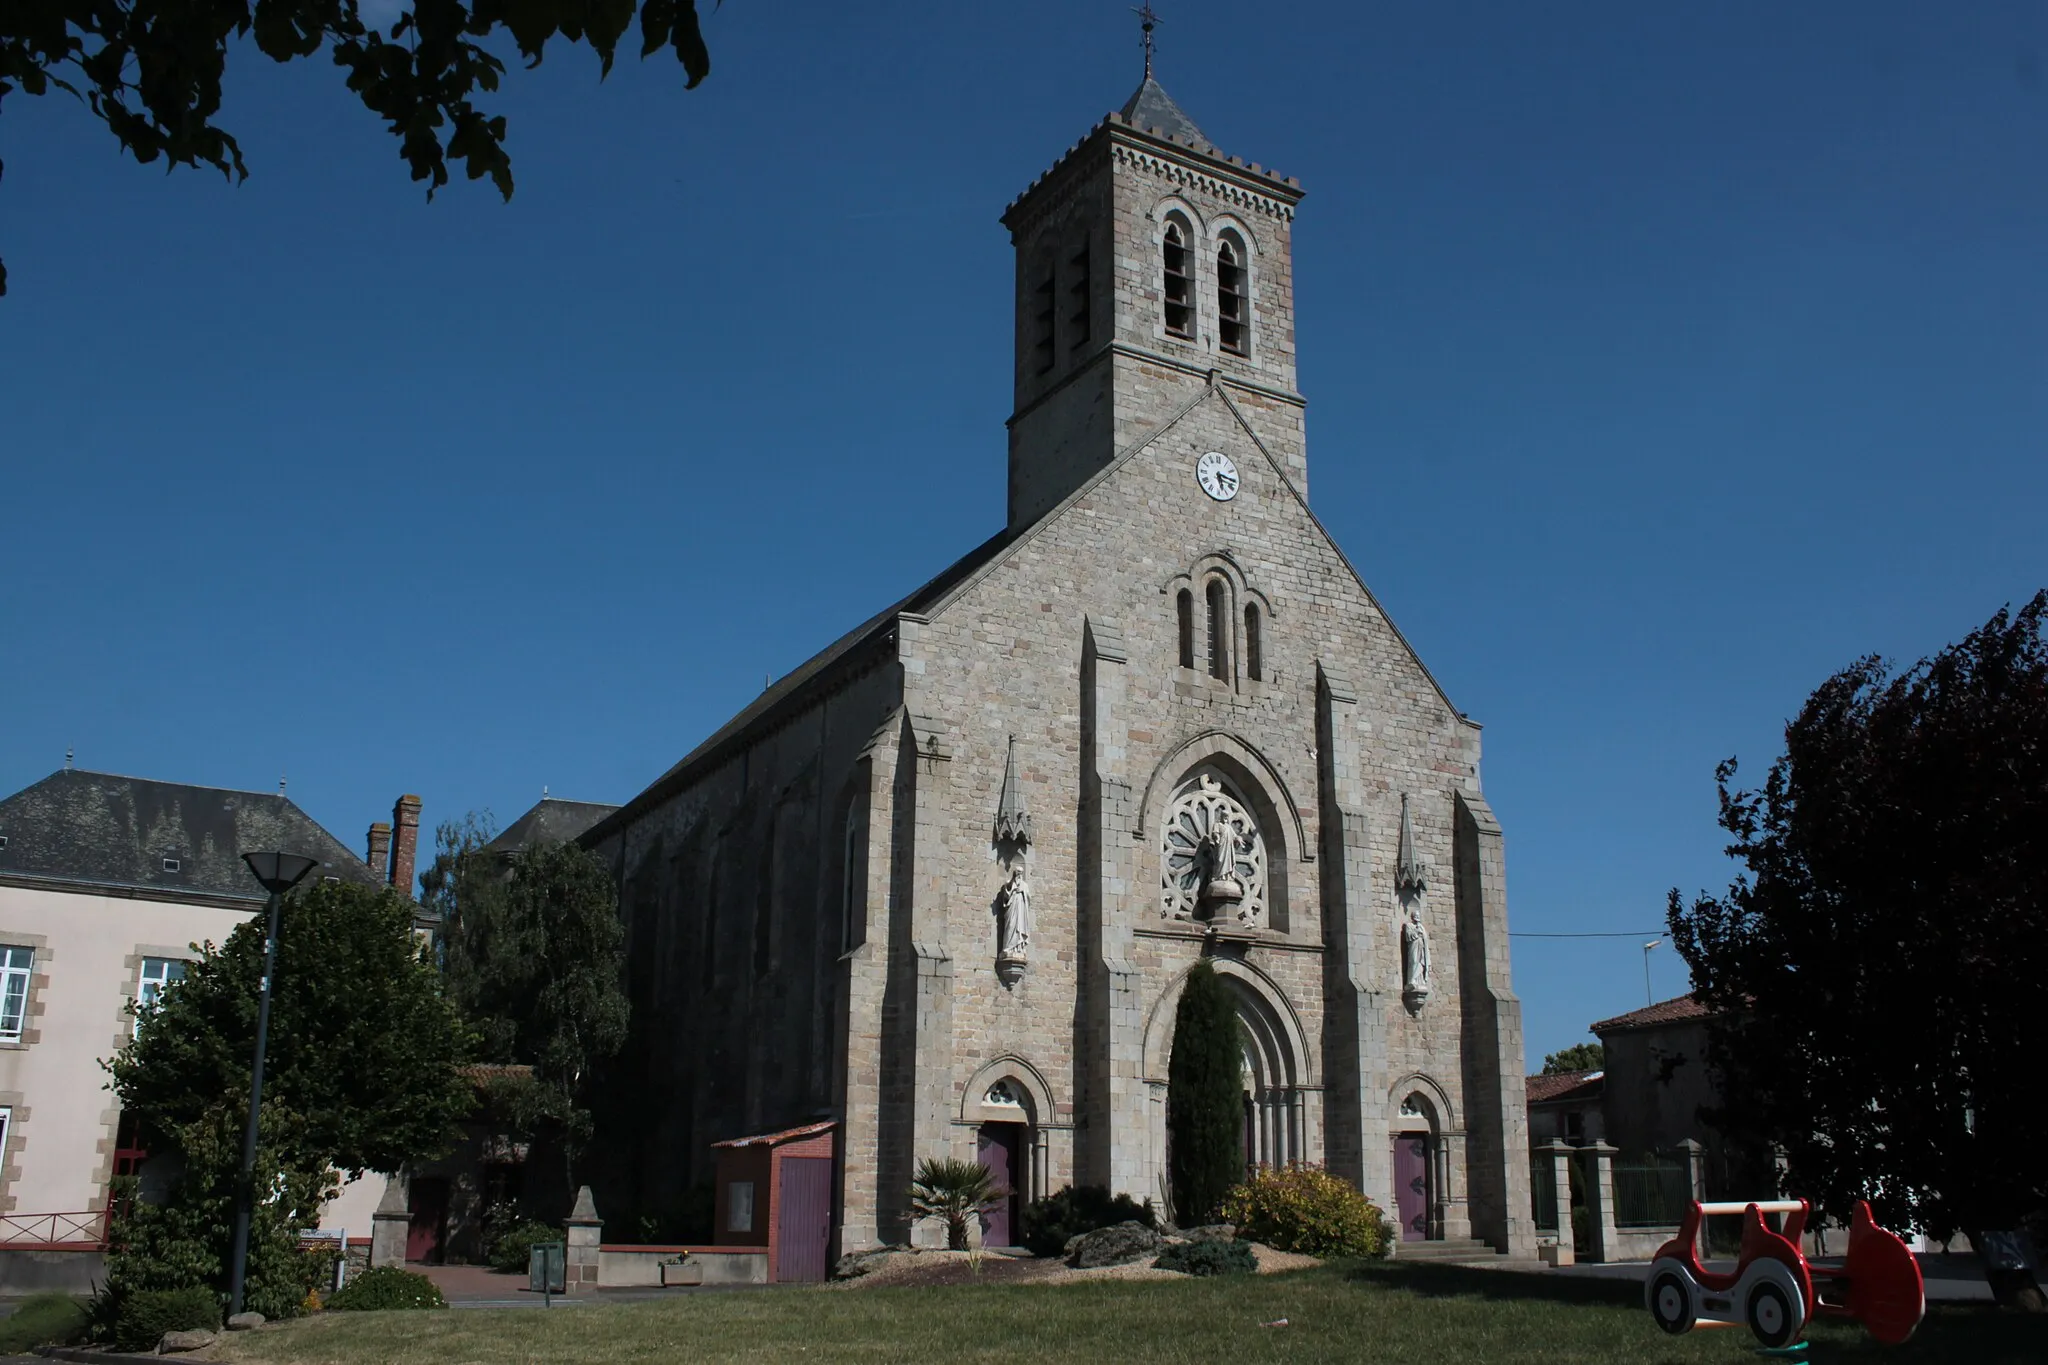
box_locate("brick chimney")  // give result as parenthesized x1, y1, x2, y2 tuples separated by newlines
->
(366, 821, 392, 879)
(389, 795, 422, 895)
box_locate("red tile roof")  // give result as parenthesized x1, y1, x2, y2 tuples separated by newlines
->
(1591, 993, 1715, 1035)
(710, 1119, 837, 1149)
(456, 1063, 534, 1083)
(1525, 1070, 1604, 1105)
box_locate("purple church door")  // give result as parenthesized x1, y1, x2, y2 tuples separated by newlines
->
(977, 1125, 1021, 1247)
(775, 1157, 833, 1282)
(1393, 1135, 1432, 1242)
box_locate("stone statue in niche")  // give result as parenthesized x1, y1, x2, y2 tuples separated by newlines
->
(991, 735, 1034, 988)
(1401, 902, 1432, 1004)
(995, 867, 1033, 962)
(1161, 772, 1268, 929)
(1396, 792, 1431, 1009)
(1196, 823, 1247, 910)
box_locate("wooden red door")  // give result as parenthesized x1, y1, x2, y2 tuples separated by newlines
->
(1393, 1136, 1431, 1242)
(976, 1125, 1021, 1247)
(406, 1177, 449, 1263)
(775, 1157, 833, 1282)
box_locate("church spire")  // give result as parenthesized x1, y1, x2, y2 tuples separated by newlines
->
(1135, 3, 1160, 78)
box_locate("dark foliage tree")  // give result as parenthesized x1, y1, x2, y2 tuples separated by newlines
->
(0, 0, 718, 294)
(430, 826, 628, 1189)
(112, 879, 475, 1177)
(1668, 592, 2048, 1310)
(1540, 1042, 1604, 1075)
(1168, 959, 1244, 1226)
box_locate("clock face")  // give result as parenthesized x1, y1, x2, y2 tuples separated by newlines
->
(1196, 451, 1240, 502)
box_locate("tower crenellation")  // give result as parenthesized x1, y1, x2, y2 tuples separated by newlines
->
(1002, 79, 1309, 531)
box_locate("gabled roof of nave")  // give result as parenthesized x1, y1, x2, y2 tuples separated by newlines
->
(0, 767, 383, 903)
(587, 382, 1472, 843)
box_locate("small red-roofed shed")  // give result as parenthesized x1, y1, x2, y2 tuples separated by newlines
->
(710, 1120, 838, 1282)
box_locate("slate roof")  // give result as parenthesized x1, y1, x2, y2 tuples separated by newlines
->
(1526, 1070, 1605, 1106)
(1119, 75, 1209, 148)
(0, 768, 383, 905)
(485, 798, 621, 855)
(585, 526, 1017, 841)
(1591, 994, 1716, 1035)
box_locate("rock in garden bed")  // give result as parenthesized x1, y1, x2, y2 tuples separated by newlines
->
(1066, 1220, 1162, 1268)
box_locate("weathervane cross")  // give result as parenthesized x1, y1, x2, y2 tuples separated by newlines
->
(1132, 4, 1161, 77)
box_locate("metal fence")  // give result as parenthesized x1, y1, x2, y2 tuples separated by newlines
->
(1612, 1154, 1692, 1228)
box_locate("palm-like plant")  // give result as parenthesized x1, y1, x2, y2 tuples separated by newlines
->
(909, 1157, 1007, 1250)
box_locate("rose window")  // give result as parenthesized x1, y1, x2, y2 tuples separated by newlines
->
(1160, 772, 1268, 928)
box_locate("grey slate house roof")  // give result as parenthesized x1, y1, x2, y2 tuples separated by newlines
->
(0, 768, 386, 908)
(485, 798, 621, 855)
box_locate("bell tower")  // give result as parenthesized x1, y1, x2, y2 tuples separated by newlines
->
(1000, 47, 1308, 531)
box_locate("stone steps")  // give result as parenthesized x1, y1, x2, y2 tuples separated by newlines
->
(1391, 1238, 1520, 1265)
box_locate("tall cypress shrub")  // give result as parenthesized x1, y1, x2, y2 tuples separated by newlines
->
(1168, 959, 1244, 1225)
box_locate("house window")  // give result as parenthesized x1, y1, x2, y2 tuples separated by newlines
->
(0, 1107, 9, 1168)
(1244, 603, 1263, 682)
(160, 856, 181, 873)
(1176, 589, 1195, 669)
(1206, 580, 1230, 681)
(1067, 243, 1091, 349)
(1032, 264, 1056, 374)
(1163, 220, 1193, 339)
(135, 957, 187, 1035)
(1217, 236, 1249, 355)
(727, 1180, 755, 1233)
(0, 946, 31, 1042)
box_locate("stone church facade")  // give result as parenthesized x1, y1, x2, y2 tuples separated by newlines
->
(582, 72, 1533, 1258)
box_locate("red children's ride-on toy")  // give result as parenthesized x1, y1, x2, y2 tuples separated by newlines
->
(1644, 1198, 1925, 1350)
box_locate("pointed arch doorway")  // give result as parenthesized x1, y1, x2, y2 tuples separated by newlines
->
(1392, 1090, 1441, 1242)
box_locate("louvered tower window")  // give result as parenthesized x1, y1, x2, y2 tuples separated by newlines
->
(1163, 221, 1194, 339)
(1218, 237, 1249, 355)
(1032, 264, 1056, 373)
(1067, 244, 1091, 349)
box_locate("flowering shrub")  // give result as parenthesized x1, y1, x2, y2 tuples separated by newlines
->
(325, 1266, 446, 1311)
(1217, 1165, 1391, 1260)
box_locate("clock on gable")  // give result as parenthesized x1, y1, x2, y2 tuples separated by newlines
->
(1196, 451, 1239, 502)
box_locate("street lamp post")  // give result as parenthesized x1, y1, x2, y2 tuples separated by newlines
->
(231, 851, 320, 1319)
(1643, 937, 1664, 1007)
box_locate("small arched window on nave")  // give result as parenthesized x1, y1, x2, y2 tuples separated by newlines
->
(1206, 579, 1230, 681)
(1177, 589, 1195, 669)
(1163, 219, 1194, 339)
(1244, 602, 1263, 682)
(1217, 234, 1249, 356)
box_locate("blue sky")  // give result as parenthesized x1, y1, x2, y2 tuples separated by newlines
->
(3, 1, 2043, 1065)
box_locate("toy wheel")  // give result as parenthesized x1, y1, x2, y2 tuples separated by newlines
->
(1746, 1279, 1796, 1348)
(1649, 1271, 1695, 1335)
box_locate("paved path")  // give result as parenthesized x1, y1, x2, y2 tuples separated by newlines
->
(415, 1264, 768, 1307)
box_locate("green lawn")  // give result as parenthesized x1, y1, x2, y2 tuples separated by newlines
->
(214, 1263, 2046, 1365)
